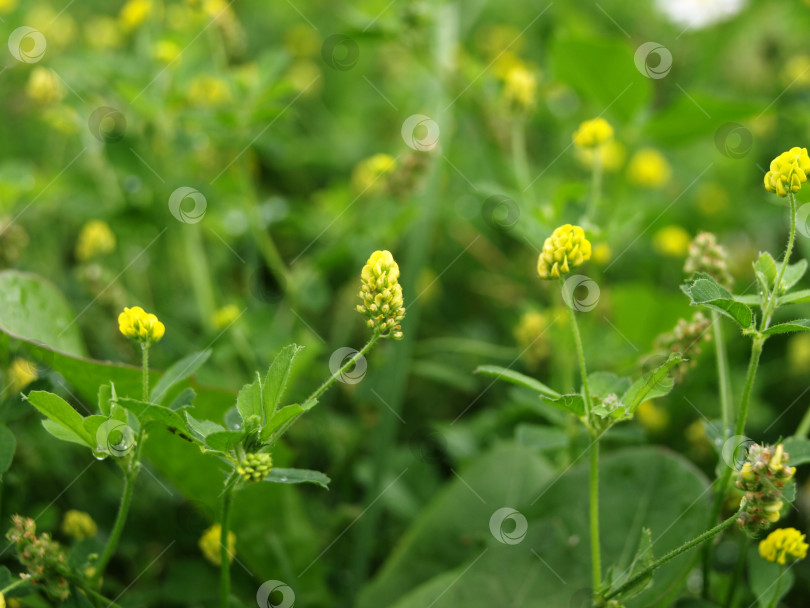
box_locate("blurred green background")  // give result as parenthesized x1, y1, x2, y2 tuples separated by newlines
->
(1, 0, 810, 606)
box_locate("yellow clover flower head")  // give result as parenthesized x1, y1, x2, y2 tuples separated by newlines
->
(9, 358, 37, 393)
(118, 306, 165, 344)
(357, 250, 406, 339)
(61, 510, 97, 540)
(736, 443, 795, 533)
(627, 148, 672, 189)
(199, 524, 236, 566)
(119, 0, 152, 30)
(537, 224, 592, 279)
(653, 225, 691, 258)
(503, 63, 538, 110)
(573, 118, 613, 149)
(759, 528, 808, 565)
(236, 452, 272, 483)
(76, 220, 116, 262)
(764, 147, 810, 197)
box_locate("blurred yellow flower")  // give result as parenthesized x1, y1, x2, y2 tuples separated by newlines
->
(352, 153, 398, 193)
(26, 68, 65, 104)
(84, 17, 123, 50)
(782, 55, 810, 88)
(187, 75, 232, 106)
(286, 60, 323, 96)
(764, 147, 810, 197)
(575, 140, 626, 173)
(199, 524, 236, 566)
(627, 148, 672, 188)
(537, 224, 591, 279)
(284, 23, 321, 57)
(153, 40, 182, 65)
(26, 7, 77, 48)
(118, 306, 165, 343)
(120, 0, 152, 30)
(76, 220, 116, 261)
(8, 358, 37, 393)
(696, 182, 729, 216)
(635, 400, 669, 433)
(503, 63, 538, 110)
(357, 250, 405, 339)
(514, 311, 551, 367)
(653, 225, 691, 258)
(61, 510, 97, 540)
(788, 334, 810, 374)
(573, 118, 613, 149)
(212, 304, 240, 330)
(0, 0, 17, 14)
(591, 242, 612, 265)
(759, 528, 808, 565)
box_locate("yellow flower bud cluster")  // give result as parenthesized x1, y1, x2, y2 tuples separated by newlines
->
(61, 510, 97, 541)
(572, 118, 613, 149)
(759, 527, 808, 565)
(236, 452, 272, 483)
(76, 220, 116, 262)
(199, 524, 236, 566)
(357, 250, 405, 339)
(537, 224, 592, 279)
(118, 306, 165, 344)
(684, 232, 733, 288)
(764, 147, 810, 197)
(736, 443, 794, 533)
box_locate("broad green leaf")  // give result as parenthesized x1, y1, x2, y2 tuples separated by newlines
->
(550, 36, 650, 122)
(41, 419, 88, 446)
(359, 446, 709, 608)
(779, 288, 810, 305)
(622, 353, 682, 413)
(0, 270, 86, 356)
(98, 384, 112, 416)
(761, 319, 810, 335)
(263, 344, 304, 422)
(0, 425, 16, 475)
(515, 424, 568, 452)
(474, 365, 560, 398)
(260, 403, 305, 441)
(169, 387, 196, 410)
(748, 544, 793, 608)
(733, 294, 761, 305)
(265, 467, 331, 489)
(24, 391, 93, 446)
(82, 415, 108, 445)
(150, 350, 212, 404)
(782, 259, 808, 291)
(681, 275, 753, 328)
(185, 412, 225, 439)
(541, 394, 586, 416)
(205, 430, 246, 451)
(611, 528, 654, 602)
(783, 436, 810, 466)
(588, 372, 631, 398)
(236, 373, 263, 423)
(116, 398, 190, 434)
(754, 252, 777, 292)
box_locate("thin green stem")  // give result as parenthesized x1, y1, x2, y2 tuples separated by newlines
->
(141, 343, 149, 401)
(587, 149, 602, 220)
(220, 481, 235, 608)
(561, 280, 593, 416)
(91, 472, 135, 583)
(304, 333, 380, 405)
(761, 193, 797, 331)
(711, 311, 733, 442)
(605, 511, 740, 602)
(768, 571, 784, 608)
(795, 403, 810, 438)
(75, 584, 129, 608)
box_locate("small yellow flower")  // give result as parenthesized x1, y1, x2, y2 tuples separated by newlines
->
(26, 68, 65, 104)
(61, 510, 97, 540)
(0, 591, 5, 608)
(635, 400, 669, 433)
(503, 63, 538, 109)
(782, 56, 810, 89)
(537, 224, 592, 279)
(357, 250, 406, 339)
(187, 75, 232, 107)
(627, 148, 671, 188)
(120, 0, 152, 30)
(9, 358, 37, 393)
(236, 452, 272, 483)
(764, 147, 810, 197)
(76, 220, 116, 262)
(653, 225, 691, 258)
(788, 334, 810, 373)
(286, 60, 323, 96)
(199, 524, 236, 566)
(575, 140, 626, 173)
(352, 154, 398, 194)
(118, 306, 165, 344)
(759, 528, 808, 565)
(212, 304, 240, 330)
(591, 242, 612, 265)
(573, 118, 613, 149)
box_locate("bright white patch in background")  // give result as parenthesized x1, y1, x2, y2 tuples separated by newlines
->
(655, 0, 747, 30)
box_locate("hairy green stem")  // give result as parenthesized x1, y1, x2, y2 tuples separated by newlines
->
(711, 311, 733, 442)
(606, 512, 740, 602)
(305, 333, 380, 405)
(761, 193, 798, 331)
(92, 473, 135, 583)
(220, 481, 235, 608)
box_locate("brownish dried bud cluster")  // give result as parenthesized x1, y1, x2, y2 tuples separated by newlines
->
(6, 515, 70, 601)
(653, 312, 712, 380)
(684, 232, 733, 288)
(736, 444, 795, 534)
